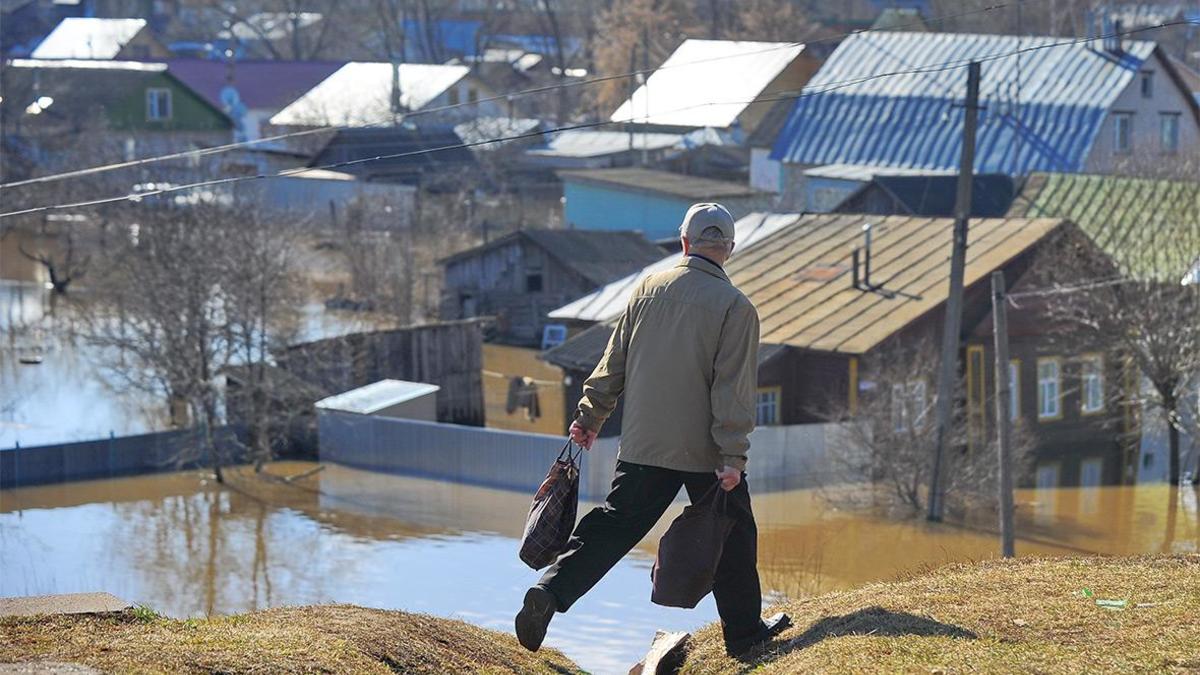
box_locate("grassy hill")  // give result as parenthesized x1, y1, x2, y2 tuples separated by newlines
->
(0, 604, 582, 674)
(680, 555, 1200, 674)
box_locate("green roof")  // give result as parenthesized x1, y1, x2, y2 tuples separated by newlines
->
(1008, 172, 1200, 280)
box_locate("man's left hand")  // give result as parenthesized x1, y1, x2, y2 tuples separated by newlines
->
(715, 465, 740, 491)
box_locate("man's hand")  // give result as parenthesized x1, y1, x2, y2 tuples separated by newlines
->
(569, 420, 597, 450)
(715, 465, 741, 492)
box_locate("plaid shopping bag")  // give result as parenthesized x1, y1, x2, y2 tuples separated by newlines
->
(519, 440, 581, 570)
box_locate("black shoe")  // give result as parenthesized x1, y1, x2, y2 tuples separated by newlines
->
(515, 586, 557, 652)
(725, 612, 792, 658)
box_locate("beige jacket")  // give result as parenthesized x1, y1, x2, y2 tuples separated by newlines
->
(576, 255, 760, 473)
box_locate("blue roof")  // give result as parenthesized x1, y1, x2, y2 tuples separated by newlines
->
(770, 31, 1159, 174)
(403, 19, 482, 61)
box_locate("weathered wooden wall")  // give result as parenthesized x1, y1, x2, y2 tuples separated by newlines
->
(279, 319, 487, 426)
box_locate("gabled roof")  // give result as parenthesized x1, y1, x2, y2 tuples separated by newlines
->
(770, 31, 1194, 174)
(316, 379, 440, 415)
(31, 17, 148, 59)
(610, 39, 806, 129)
(554, 213, 1072, 357)
(548, 212, 801, 322)
(558, 167, 762, 200)
(441, 229, 665, 289)
(1007, 172, 1200, 279)
(453, 117, 542, 149)
(527, 130, 683, 158)
(270, 62, 470, 126)
(163, 59, 344, 111)
(836, 173, 1016, 217)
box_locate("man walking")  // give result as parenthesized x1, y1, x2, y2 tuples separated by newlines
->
(515, 203, 790, 658)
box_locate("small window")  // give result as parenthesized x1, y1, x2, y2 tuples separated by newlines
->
(1081, 354, 1105, 414)
(891, 380, 926, 432)
(1160, 113, 1180, 154)
(1008, 360, 1020, 421)
(541, 324, 567, 350)
(756, 387, 780, 426)
(1140, 71, 1154, 98)
(1035, 462, 1060, 490)
(1113, 112, 1133, 154)
(468, 87, 478, 103)
(447, 87, 460, 106)
(1080, 457, 1104, 487)
(1037, 358, 1061, 420)
(146, 88, 172, 121)
(525, 272, 543, 293)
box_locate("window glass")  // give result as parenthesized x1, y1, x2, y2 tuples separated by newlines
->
(756, 389, 779, 426)
(146, 88, 172, 121)
(1140, 71, 1153, 98)
(1037, 359, 1060, 420)
(1008, 360, 1020, 421)
(1081, 355, 1105, 414)
(1113, 113, 1132, 154)
(1160, 113, 1180, 154)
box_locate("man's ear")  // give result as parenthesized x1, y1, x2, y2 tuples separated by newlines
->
(681, 236, 690, 254)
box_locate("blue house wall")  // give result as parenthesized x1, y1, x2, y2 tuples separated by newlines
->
(563, 181, 692, 241)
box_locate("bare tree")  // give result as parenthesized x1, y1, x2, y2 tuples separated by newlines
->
(824, 337, 1035, 516)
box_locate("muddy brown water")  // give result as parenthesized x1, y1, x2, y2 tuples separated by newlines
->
(2, 462, 1196, 674)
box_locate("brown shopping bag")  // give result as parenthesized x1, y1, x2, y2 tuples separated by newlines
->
(519, 440, 581, 570)
(651, 482, 735, 608)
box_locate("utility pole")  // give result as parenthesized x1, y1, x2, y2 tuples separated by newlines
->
(641, 26, 650, 167)
(927, 61, 981, 522)
(991, 271, 1016, 557)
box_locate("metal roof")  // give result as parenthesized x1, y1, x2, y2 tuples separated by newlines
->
(453, 117, 542, 149)
(270, 62, 470, 126)
(610, 39, 806, 129)
(164, 59, 344, 111)
(558, 167, 763, 200)
(553, 213, 1072, 357)
(316, 379, 440, 415)
(527, 130, 683, 158)
(547, 212, 802, 322)
(770, 31, 1163, 174)
(31, 18, 146, 59)
(803, 163, 954, 181)
(440, 229, 666, 289)
(1007, 172, 1200, 280)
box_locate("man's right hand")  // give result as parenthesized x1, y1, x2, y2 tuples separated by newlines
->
(569, 420, 597, 450)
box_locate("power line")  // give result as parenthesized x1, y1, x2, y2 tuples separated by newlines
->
(0, 17, 1192, 221)
(0, 0, 1029, 192)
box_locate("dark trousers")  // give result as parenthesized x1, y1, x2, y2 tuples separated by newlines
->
(537, 460, 763, 642)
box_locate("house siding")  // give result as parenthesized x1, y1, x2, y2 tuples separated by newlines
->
(1085, 51, 1200, 173)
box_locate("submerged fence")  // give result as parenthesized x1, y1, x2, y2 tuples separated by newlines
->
(317, 410, 854, 500)
(0, 427, 242, 489)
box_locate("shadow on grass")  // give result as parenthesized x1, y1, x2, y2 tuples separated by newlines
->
(741, 606, 977, 666)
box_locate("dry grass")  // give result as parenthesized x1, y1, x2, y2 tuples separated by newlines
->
(0, 605, 581, 674)
(681, 555, 1200, 675)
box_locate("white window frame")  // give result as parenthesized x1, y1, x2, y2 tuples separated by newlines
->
(1113, 112, 1133, 154)
(146, 87, 172, 121)
(1159, 112, 1180, 154)
(1037, 357, 1061, 421)
(1081, 354, 1105, 415)
(756, 387, 780, 426)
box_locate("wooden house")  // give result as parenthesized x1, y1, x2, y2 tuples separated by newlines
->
(543, 213, 1128, 486)
(439, 229, 664, 347)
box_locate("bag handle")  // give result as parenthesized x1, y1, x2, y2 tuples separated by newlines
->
(698, 480, 729, 514)
(557, 439, 582, 465)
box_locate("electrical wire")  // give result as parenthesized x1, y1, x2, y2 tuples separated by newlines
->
(0, 0, 1030, 192)
(1, 16, 1193, 221)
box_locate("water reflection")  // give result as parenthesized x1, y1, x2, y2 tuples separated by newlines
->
(1, 463, 1197, 674)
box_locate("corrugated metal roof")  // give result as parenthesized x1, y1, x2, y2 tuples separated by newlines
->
(441, 229, 665, 289)
(315, 379, 439, 414)
(611, 39, 805, 129)
(453, 117, 542, 148)
(559, 167, 763, 199)
(270, 62, 469, 126)
(526, 130, 683, 158)
(1008, 172, 1200, 280)
(553, 213, 1071, 356)
(548, 212, 802, 322)
(31, 18, 146, 59)
(770, 31, 1160, 174)
(803, 163, 955, 181)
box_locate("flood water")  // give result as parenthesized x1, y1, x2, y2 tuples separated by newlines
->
(2, 462, 1197, 674)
